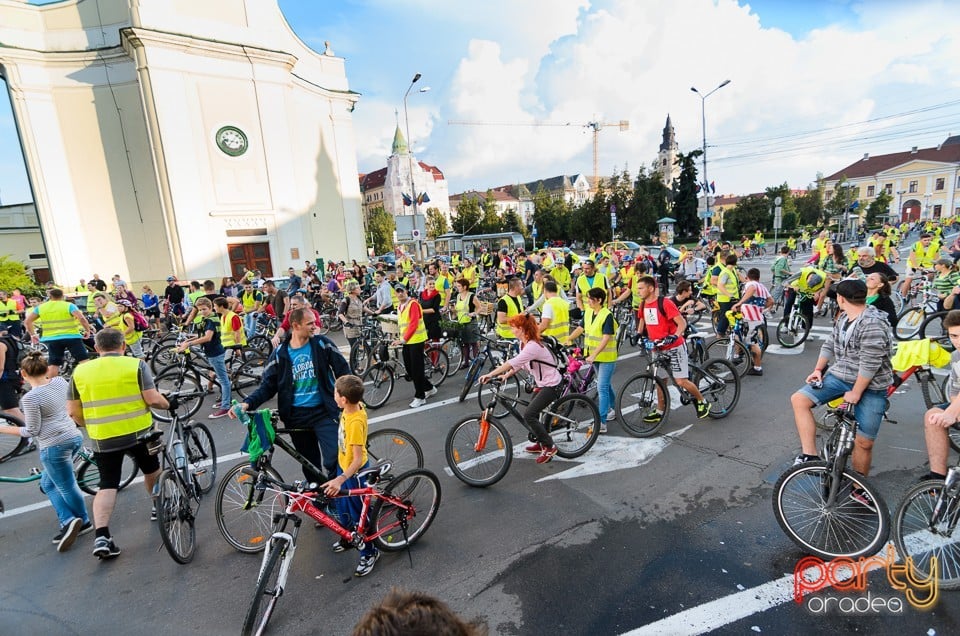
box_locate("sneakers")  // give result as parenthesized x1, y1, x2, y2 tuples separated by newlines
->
(425, 386, 438, 398)
(599, 421, 608, 434)
(56, 517, 83, 553)
(643, 410, 663, 424)
(209, 408, 230, 419)
(92, 536, 121, 560)
(332, 539, 351, 553)
(53, 521, 92, 544)
(355, 550, 380, 577)
(850, 487, 877, 511)
(747, 367, 763, 376)
(525, 442, 544, 454)
(695, 401, 711, 419)
(606, 409, 616, 422)
(150, 505, 158, 521)
(17, 440, 37, 456)
(793, 453, 819, 466)
(536, 446, 559, 464)
(409, 398, 427, 408)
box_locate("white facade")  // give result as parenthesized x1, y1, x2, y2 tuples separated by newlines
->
(382, 127, 451, 222)
(0, 0, 365, 286)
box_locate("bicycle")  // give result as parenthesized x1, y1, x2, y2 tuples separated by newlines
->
(615, 337, 741, 437)
(896, 276, 939, 340)
(154, 348, 266, 413)
(775, 290, 813, 348)
(705, 309, 767, 377)
(360, 343, 449, 410)
(457, 334, 520, 417)
(240, 461, 441, 636)
(772, 400, 889, 559)
(215, 409, 424, 553)
(445, 378, 601, 487)
(148, 390, 218, 564)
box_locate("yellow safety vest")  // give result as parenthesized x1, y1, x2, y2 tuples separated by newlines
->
(496, 295, 524, 339)
(241, 291, 261, 313)
(398, 300, 427, 344)
(552, 266, 572, 291)
(435, 273, 454, 304)
(716, 265, 740, 302)
(220, 309, 247, 347)
(576, 274, 608, 298)
(72, 355, 152, 442)
(462, 265, 477, 289)
(584, 307, 617, 362)
(451, 254, 461, 268)
(629, 275, 644, 308)
(531, 281, 544, 302)
(0, 299, 18, 322)
(455, 294, 473, 324)
(911, 243, 940, 269)
(542, 255, 554, 271)
(37, 300, 80, 339)
(390, 286, 399, 310)
(542, 296, 570, 338)
(795, 267, 827, 294)
(121, 313, 141, 346)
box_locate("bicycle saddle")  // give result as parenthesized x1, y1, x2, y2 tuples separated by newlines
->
(356, 459, 393, 485)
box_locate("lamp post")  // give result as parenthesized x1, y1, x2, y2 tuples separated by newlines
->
(923, 193, 931, 221)
(403, 73, 430, 262)
(896, 189, 905, 225)
(691, 79, 731, 235)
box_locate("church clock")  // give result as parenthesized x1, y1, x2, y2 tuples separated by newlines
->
(215, 125, 248, 156)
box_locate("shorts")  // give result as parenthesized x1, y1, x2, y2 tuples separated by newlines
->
(44, 338, 89, 366)
(745, 320, 765, 346)
(144, 306, 160, 318)
(0, 378, 21, 408)
(94, 441, 160, 490)
(170, 303, 186, 316)
(658, 344, 689, 379)
(796, 373, 887, 441)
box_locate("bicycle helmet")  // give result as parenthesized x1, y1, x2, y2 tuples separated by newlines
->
(116, 299, 135, 308)
(805, 272, 823, 288)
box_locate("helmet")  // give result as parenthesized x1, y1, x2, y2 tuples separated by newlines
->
(805, 272, 823, 288)
(622, 255, 633, 262)
(166, 276, 175, 282)
(116, 299, 134, 308)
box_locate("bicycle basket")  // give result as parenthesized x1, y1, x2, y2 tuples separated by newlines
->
(240, 408, 276, 464)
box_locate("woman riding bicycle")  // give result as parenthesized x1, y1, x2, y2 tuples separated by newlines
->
(479, 313, 563, 465)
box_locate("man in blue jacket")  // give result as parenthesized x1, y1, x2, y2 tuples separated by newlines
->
(233, 307, 349, 482)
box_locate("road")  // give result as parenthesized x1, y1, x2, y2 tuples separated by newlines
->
(2, 238, 959, 635)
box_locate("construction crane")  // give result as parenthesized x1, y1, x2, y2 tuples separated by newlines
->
(447, 119, 629, 182)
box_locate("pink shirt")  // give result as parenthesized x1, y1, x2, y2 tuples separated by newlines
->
(507, 340, 562, 387)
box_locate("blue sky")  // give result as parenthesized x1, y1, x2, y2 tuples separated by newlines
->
(2, 0, 959, 205)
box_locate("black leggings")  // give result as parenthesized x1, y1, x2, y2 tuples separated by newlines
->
(402, 342, 433, 399)
(524, 383, 561, 447)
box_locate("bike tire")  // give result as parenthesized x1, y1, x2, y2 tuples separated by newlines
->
(150, 344, 182, 374)
(184, 422, 217, 495)
(424, 348, 449, 387)
(616, 373, 670, 437)
(445, 415, 512, 487)
(371, 468, 442, 552)
(895, 307, 927, 340)
(458, 358, 482, 403)
(772, 461, 889, 559)
(241, 536, 287, 636)
(366, 428, 424, 478)
(920, 370, 948, 410)
(76, 452, 139, 496)
(476, 374, 520, 419)
(441, 339, 462, 377)
(704, 337, 750, 377)
(0, 412, 27, 462)
(157, 469, 196, 564)
(361, 363, 394, 410)
(544, 393, 601, 459)
(152, 366, 205, 423)
(892, 480, 960, 590)
(233, 355, 268, 399)
(246, 335, 273, 358)
(349, 340, 372, 376)
(693, 358, 741, 419)
(215, 461, 286, 553)
(920, 311, 951, 349)
(775, 313, 810, 348)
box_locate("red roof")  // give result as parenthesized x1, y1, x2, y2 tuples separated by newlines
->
(359, 167, 387, 190)
(419, 161, 445, 182)
(824, 138, 960, 181)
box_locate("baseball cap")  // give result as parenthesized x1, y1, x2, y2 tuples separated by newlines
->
(166, 276, 175, 282)
(835, 279, 867, 302)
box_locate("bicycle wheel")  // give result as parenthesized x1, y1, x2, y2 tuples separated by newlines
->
(920, 311, 951, 348)
(704, 337, 750, 377)
(476, 375, 520, 419)
(349, 340, 372, 375)
(772, 461, 889, 559)
(361, 363, 394, 410)
(215, 461, 286, 553)
(920, 370, 948, 410)
(458, 357, 483, 403)
(895, 307, 927, 340)
(0, 412, 26, 462)
(890, 290, 905, 315)
(893, 480, 960, 590)
(184, 422, 217, 495)
(371, 468, 442, 552)
(424, 348, 449, 387)
(150, 344, 182, 374)
(776, 313, 810, 348)
(246, 335, 273, 358)
(445, 415, 512, 487)
(616, 373, 670, 437)
(152, 366, 205, 423)
(441, 339, 463, 377)
(76, 451, 139, 495)
(241, 536, 287, 636)
(693, 358, 741, 418)
(366, 428, 424, 478)
(544, 393, 601, 459)
(233, 355, 267, 399)
(157, 469, 196, 564)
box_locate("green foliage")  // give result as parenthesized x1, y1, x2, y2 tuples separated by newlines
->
(0, 255, 45, 295)
(865, 190, 893, 226)
(670, 150, 702, 238)
(781, 211, 798, 232)
(478, 189, 501, 233)
(570, 181, 613, 244)
(531, 185, 570, 242)
(722, 195, 770, 240)
(624, 165, 669, 241)
(450, 197, 482, 234)
(501, 208, 525, 235)
(794, 187, 824, 227)
(364, 206, 395, 255)
(824, 176, 853, 224)
(425, 207, 448, 239)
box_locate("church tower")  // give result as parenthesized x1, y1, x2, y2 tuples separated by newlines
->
(657, 114, 680, 188)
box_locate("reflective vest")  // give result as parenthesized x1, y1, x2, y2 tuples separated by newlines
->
(398, 300, 427, 344)
(542, 296, 570, 338)
(451, 253, 461, 268)
(72, 355, 152, 442)
(496, 295, 524, 339)
(390, 286, 399, 310)
(220, 309, 247, 347)
(399, 258, 414, 274)
(552, 266, 572, 291)
(629, 275, 643, 308)
(480, 253, 493, 269)
(37, 300, 80, 339)
(121, 313, 142, 346)
(576, 274, 608, 299)
(462, 265, 477, 289)
(531, 281, 544, 302)
(435, 273, 454, 304)
(584, 307, 617, 362)
(101, 302, 123, 331)
(455, 294, 473, 324)
(716, 265, 740, 302)
(911, 242, 940, 269)
(188, 289, 204, 307)
(240, 291, 261, 313)
(542, 255, 555, 271)
(786, 238, 797, 249)
(700, 269, 717, 296)
(795, 267, 827, 294)
(0, 299, 18, 322)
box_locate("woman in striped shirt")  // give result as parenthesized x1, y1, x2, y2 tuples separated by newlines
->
(932, 258, 960, 311)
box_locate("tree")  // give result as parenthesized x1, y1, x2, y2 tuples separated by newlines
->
(823, 176, 851, 227)
(0, 256, 43, 294)
(623, 164, 668, 242)
(450, 197, 481, 234)
(478, 189, 501, 234)
(671, 150, 702, 238)
(570, 181, 611, 245)
(502, 208, 525, 235)
(794, 188, 824, 227)
(865, 190, 893, 227)
(425, 207, 448, 239)
(722, 195, 770, 240)
(531, 185, 569, 242)
(364, 206, 395, 255)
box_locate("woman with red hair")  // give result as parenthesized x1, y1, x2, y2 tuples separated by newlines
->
(479, 313, 563, 464)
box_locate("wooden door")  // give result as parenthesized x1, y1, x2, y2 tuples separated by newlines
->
(228, 243, 273, 279)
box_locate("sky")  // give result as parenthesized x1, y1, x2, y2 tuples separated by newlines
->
(2, 0, 960, 205)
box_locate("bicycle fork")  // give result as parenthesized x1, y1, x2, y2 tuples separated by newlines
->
(474, 409, 493, 451)
(930, 468, 960, 532)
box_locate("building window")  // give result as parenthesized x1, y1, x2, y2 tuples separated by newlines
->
(826, 190, 834, 200)
(884, 183, 893, 195)
(909, 180, 918, 193)
(936, 177, 945, 190)
(866, 185, 875, 197)
(934, 204, 943, 218)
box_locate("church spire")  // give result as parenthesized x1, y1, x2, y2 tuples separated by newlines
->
(659, 114, 675, 151)
(391, 125, 408, 155)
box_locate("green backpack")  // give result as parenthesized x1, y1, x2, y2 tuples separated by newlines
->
(238, 407, 276, 464)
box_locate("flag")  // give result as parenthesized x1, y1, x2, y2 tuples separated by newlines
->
(695, 184, 702, 194)
(850, 200, 860, 209)
(710, 181, 716, 194)
(402, 193, 413, 206)
(417, 192, 431, 205)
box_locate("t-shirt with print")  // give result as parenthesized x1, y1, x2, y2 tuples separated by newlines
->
(337, 407, 368, 472)
(640, 296, 683, 348)
(287, 342, 321, 408)
(948, 349, 960, 400)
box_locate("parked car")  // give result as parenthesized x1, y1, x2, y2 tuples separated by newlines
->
(601, 240, 642, 260)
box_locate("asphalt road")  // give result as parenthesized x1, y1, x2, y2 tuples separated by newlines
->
(3, 238, 959, 636)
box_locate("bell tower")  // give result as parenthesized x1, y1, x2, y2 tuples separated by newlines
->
(657, 114, 680, 188)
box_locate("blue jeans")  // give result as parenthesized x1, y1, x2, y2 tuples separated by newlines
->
(333, 464, 376, 557)
(207, 353, 231, 409)
(244, 312, 258, 339)
(595, 361, 617, 422)
(797, 373, 887, 440)
(39, 436, 89, 527)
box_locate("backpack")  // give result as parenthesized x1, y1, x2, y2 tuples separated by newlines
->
(132, 310, 149, 332)
(638, 296, 670, 339)
(0, 335, 23, 382)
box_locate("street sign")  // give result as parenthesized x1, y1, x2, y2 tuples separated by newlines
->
(532, 227, 538, 237)
(773, 205, 783, 230)
(698, 210, 713, 219)
(610, 213, 617, 229)
(412, 229, 421, 239)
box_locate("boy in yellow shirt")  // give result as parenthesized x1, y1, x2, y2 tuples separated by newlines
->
(322, 375, 378, 577)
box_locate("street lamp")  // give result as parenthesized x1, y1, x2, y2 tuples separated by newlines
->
(896, 190, 905, 224)
(691, 79, 731, 235)
(403, 73, 430, 261)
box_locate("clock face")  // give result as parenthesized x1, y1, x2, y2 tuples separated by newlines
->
(216, 126, 248, 156)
